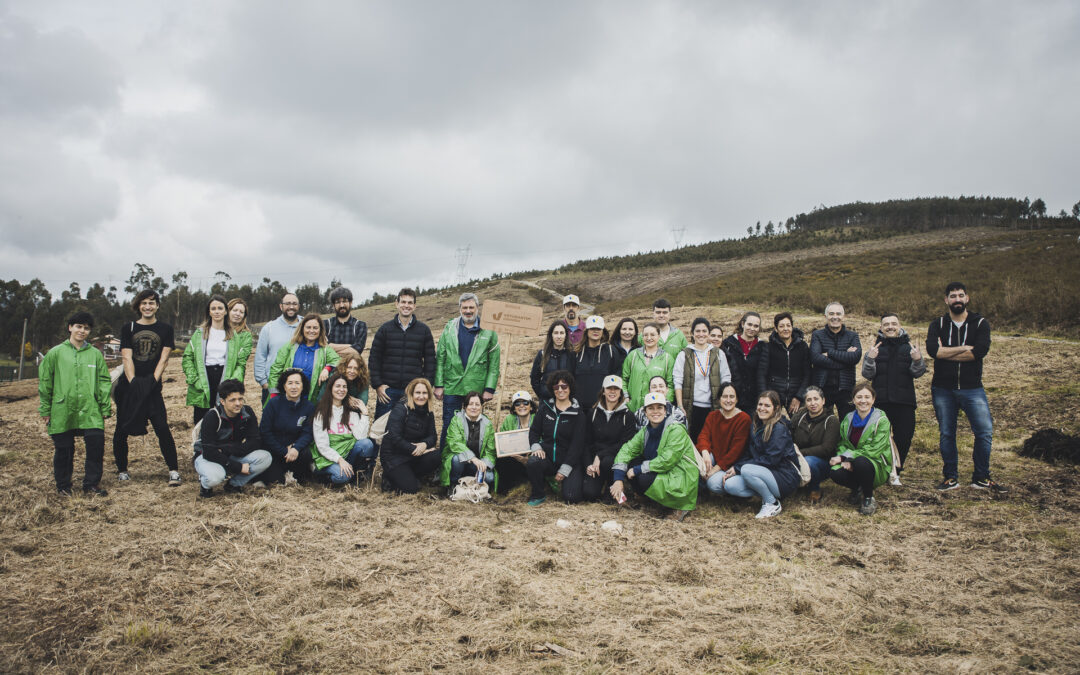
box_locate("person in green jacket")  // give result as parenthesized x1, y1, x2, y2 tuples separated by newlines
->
(610, 392, 699, 520)
(495, 390, 534, 493)
(637, 298, 689, 358)
(268, 313, 341, 402)
(623, 323, 676, 411)
(38, 312, 111, 496)
(182, 295, 244, 423)
(441, 391, 496, 491)
(433, 292, 500, 446)
(227, 297, 253, 382)
(830, 382, 893, 516)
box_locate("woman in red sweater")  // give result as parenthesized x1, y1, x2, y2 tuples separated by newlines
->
(698, 382, 752, 495)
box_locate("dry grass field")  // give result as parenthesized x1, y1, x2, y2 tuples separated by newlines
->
(2, 291, 1079, 673)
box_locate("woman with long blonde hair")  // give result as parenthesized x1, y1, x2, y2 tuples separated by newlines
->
(719, 390, 801, 518)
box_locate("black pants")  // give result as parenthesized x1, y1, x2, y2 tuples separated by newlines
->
(113, 405, 178, 472)
(262, 451, 313, 485)
(494, 455, 529, 493)
(830, 456, 877, 499)
(53, 429, 105, 492)
(526, 455, 583, 503)
(581, 454, 616, 502)
(382, 452, 441, 494)
(877, 402, 915, 471)
(194, 364, 225, 424)
(823, 386, 855, 420)
(688, 406, 711, 444)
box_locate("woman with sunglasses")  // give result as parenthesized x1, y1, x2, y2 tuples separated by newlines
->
(495, 390, 535, 492)
(526, 370, 585, 505)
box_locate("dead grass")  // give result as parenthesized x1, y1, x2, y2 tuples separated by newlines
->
(1, 298, 1079, 673)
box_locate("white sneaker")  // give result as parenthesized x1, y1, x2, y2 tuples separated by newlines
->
(284, 471, 297, 487)
(755, 501, 782, 519)
(250, 481, 267, 489)
(889, 472, 902, 486)
(117, 472, 131, 482)
(168, 471, 182, 486)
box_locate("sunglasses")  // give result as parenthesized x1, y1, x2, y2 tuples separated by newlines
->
(514, 400, 531, 406)
(553, 384, 570, 391)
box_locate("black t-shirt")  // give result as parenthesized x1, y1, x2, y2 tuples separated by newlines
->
(121, 320, 175, 378)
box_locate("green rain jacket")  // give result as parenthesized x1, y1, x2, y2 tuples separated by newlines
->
(434, 317, 500, 396)
(181, 328, 246, 408)
(622, 348, 676, 411)
(834, 407, 893, 488)
(38, 340, 112, 434)
(440, 411, 496, 487)
(268, 342, 341, 402)
(614, 419, 699, 511)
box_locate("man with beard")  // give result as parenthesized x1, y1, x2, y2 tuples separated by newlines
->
(561, 295, 585, 346)
(926, 282, 1005, 493)
(434, 292, 500, 447)
(324, 286, 368, 361)
(809, 302, 862, 418)
(862, 313, 926, 483)
(720, 311, 764, 414)
(255, 292, 301, 402)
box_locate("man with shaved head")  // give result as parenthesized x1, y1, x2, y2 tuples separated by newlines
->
(810, 302, 862, 418)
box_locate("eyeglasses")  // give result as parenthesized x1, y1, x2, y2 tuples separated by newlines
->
(553, 384, 570, 391)
(514, 401, 531, 407)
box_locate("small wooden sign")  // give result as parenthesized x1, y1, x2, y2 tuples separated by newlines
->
(495, 428, 532, 457)
(481, 300, 544, 337)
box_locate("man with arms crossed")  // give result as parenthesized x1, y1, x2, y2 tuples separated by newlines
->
(926, 282, 1006, 492)
(810, 302, 862, 418)
(254, 293, 301, 402)
(368, 288, 436, 420)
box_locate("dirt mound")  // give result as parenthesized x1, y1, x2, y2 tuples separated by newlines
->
(1020, 429, 1080, 465)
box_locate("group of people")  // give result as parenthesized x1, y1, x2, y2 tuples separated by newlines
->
(39, 281, 1004, 519)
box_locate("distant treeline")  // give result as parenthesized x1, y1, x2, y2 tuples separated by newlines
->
(558, 196, 1077, 275)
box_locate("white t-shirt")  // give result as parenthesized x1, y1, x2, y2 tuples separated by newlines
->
(205, 327, 227, 366)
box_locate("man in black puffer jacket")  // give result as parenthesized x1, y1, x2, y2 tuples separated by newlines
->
(862, 313, 926, 479)
(810, 302, 862, 418)
(368, 288, 436, 420)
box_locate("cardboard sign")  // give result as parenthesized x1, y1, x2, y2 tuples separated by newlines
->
(495, 428, 532, 457)
(481, 300, 544, 336)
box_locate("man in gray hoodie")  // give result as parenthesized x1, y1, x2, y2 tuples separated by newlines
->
(254, 293, 301, 402)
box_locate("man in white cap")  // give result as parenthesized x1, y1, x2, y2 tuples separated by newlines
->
(570, 314, 622, 405)
(561, 294, 586, 346)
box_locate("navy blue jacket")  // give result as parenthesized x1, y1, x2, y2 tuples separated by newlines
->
(810, 326, 863, 392)
(259, 395, 315, 458)
(734, 419, 801, 499)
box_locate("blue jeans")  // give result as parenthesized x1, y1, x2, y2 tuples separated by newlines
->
(932, 386, 993, 481)
(374, 387, 405, 421)
(315, 439, 377, 484)
(804, 455, 830, 492)
(195, 450, 273, 489)
(440, 394, 465, 448)
(450, 455, 494, 486)
(723, 463, 781, 505)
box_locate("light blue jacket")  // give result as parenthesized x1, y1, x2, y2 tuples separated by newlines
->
(254, 316, 301, 388)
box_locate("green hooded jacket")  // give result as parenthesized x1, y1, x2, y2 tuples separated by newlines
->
(614, 420, 699, 511)
(638, 326, 689, 359)
(234, 329, 253, 381)
(622, 348, 676, 411)
(434, 317, 500, 396)
(38, 340, 112, 434)
(835, 407, 893, 488)
(268, 342, 341, 402)
(440, 411, 496, 487)
(181, 328, 245, 408)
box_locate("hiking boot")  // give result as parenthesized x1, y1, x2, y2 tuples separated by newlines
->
(223, 482, 242, 495)
(117, 472, 131, 482)
(168, 471, 182, 487)
(936, 478, 960, 491)
(57, 487, 73, 496)
(809, 490, 822, 505)
(847, 488, 863, 505)
(755, 501, 782, 519)
(198, 486, 216, 499)
(859, 496, 877, 516)
(971, 477, 1008, 493)
(83, 486, 108, 497)
(666, 509, 690, 522)
(527, 497, 546, 507)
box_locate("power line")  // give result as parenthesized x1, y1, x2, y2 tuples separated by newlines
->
(454, 245, 471, 285)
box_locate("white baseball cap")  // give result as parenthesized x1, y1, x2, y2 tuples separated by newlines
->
(585, 315, 605, 330)
(642, 392, 667, 408)
(562, 294, 581, 306)
(511, 390, 532, 404)
(602, 375, 623, 390)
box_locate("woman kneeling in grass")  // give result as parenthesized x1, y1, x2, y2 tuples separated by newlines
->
(441, 391, 496, 493)
(610, 392, 699, 521)
(831, 382, 893, 515)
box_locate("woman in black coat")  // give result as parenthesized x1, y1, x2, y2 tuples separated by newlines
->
(581, 375, 637, 502)
(531, 321, 572, 400)
(380, 378, 439, 494)
(756, 312, 811, 416)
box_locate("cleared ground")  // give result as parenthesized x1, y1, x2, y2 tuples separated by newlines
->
(1, 291, 1078, 673)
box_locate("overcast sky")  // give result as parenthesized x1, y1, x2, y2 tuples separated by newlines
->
(2, 0, 1078, 301)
